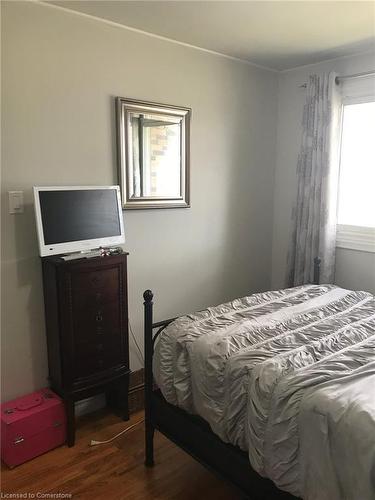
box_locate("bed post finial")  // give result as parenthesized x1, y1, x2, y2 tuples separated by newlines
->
(143, 289, 154, 304)
(143, 289, 154, 467)
(313, 257, 321, 285)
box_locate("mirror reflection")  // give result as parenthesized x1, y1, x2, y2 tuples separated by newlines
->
(129, 113, 182, 198)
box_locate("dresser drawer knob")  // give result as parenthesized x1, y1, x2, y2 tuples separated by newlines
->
(14, 436, 24, 445)
(91, 276, 101, 286)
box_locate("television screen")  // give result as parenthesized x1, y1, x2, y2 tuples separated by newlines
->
(39, 189, 121, 244)
(34, 186, 125, 256)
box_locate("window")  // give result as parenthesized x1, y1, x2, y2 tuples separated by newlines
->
(336, 78, 375, 253)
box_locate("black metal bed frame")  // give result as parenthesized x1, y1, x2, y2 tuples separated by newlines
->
(142, 258, 321, 499)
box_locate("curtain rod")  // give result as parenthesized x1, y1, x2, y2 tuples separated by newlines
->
(335, 70, 375, 83)
(299, 70, 375, 89)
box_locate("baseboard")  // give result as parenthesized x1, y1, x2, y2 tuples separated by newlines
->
(75, 369, 145, 417)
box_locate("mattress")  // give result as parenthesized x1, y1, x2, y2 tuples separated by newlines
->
(153, 284, 375, 500)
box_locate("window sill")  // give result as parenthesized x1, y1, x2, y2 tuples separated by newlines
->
(336, 224, 375, 253)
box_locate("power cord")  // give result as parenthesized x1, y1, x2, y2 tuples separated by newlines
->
(90, 419, 144, 446)
(129, 319, 144, 364)
(89, 319, 144, 446)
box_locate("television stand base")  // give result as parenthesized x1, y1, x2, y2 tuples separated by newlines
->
(60, 247, 124, 261)
(60, 249, 103, 261)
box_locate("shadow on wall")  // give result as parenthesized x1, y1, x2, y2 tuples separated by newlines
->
(13, 201, 48, 394)
(220, 77, 275, 299)
(110, 95, 120, 183)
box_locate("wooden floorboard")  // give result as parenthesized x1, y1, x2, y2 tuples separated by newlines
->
(1, 409, 241, 499)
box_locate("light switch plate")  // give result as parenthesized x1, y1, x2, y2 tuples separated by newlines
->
(9, 191, 24, 214)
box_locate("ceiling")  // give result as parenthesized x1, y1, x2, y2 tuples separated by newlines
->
(49, 1, 375, 71)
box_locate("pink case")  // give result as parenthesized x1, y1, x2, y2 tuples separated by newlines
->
(1, 388, 66, 467)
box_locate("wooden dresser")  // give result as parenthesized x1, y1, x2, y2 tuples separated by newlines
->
(41, 253, 130, 446)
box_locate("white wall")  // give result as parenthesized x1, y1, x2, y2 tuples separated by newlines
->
(1, 2, 278, 401)
(272, 51, 375, 292)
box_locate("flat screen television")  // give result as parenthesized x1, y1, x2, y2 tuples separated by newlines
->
(33, 186, 125, 257)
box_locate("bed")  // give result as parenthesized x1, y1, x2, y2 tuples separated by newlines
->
(143, 261, 375, 500)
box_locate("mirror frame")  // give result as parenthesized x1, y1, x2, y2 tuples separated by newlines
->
(116, 97, 191, 209)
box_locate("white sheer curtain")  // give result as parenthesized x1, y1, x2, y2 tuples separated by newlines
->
(287, 72, 342, 286)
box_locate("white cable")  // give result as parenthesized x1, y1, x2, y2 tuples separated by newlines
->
(90, 419, 144, 446)
(128, 319, 144, 364)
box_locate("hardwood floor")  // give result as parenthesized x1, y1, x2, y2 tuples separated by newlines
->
(1, 409, 241, 499)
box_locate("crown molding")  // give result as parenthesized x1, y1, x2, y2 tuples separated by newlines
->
(33, 0, 277, 73)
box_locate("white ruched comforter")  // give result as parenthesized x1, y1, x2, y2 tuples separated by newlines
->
(153, 285, 375, 500)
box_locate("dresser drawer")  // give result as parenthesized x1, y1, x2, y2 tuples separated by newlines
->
(71, 300, 121, 342)
(73, 334, 125, 359)
(71, 267, 124, 309)
(73, 342, 125, 379)
(73, 356, 124, 380)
